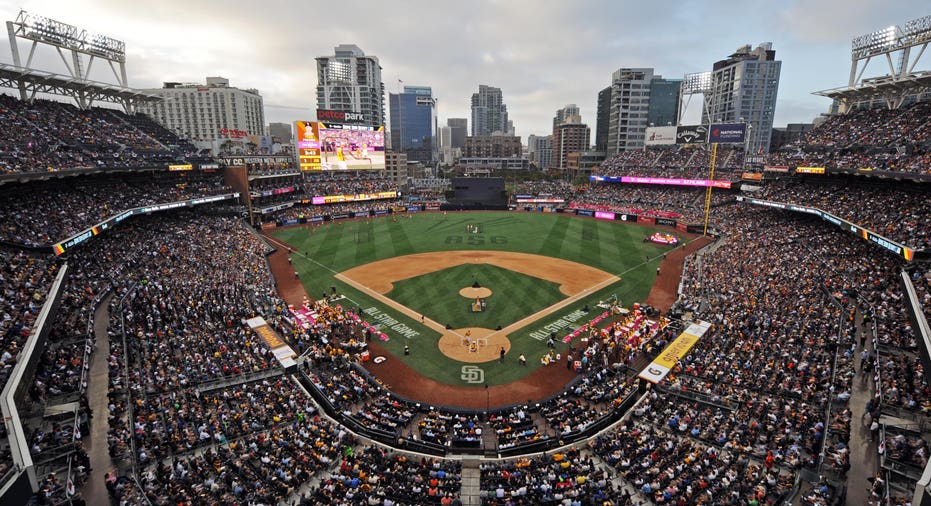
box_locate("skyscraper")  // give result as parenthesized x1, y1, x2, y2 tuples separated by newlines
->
(604, 68, 681, 155)
(389, 86, 437, 163)
(470, 85, 509, 136)
(447, 118, 468, 149)
(595, 87, 611, 152)
(315, 44, 385, 128)
(701, 43, 781, 154)
(553, 104, 580, 132)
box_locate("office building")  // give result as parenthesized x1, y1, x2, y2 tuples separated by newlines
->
(554, 120, 591, 169)
(268, 122, 292, 144)
(389, 85, 437, 163)
(702, 43, 781, 153)
(139, 76, 265, 143)
(553, 104, 580, 132)
(315, 44, 385, 127)
(447, 118, 468, 148)
(470, 85, 509, 136)
(595, 87, 611, 152)
(464, 134, 522, 158)
(604, 68, 681, 155)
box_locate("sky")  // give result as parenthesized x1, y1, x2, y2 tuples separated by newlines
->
(0, 0, 928, 140)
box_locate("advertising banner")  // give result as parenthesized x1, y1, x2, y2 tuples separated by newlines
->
(639, 321, 711, 384)
(655, 218, 677, 227)
(796, 166, 825, 174)
(594, 211, 615, 220)
(676, 125, 708, 144)
(639, 217, 655, 226)
(592, 175, 732, 189)
(741, 172, 763, 181)
(576, 209, 594, 217)
(644, 126, 677, 146)
(708, 123, 747, 144)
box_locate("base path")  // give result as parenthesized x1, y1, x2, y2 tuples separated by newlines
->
(340, 250, 613, 296)
(335, 252, 620, 366)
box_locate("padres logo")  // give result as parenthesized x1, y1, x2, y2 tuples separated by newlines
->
(460, 365, 484, 384)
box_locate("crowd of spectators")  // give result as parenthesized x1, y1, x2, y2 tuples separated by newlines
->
(570, 183, 734, 223)
(758, 178, 931, 250)
(479, 447, 617, 504)
(765, 101, 931, 174)
(0, 172, 232, 246)
(0, 94, 202, 174)
(304, 445, 461, 505)
(596, 145, 746, 179)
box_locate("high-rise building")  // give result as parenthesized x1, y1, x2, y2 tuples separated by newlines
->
(385, 150, 408, 186)
(553, 104, 580, 132)
(139, 76, 265, 143)
(533, 135, 554, 169)
(595, 87, 611, 152)
(447, 118, 468, 148)
(604, 68, 681, 155)
(470, 85, 509, 136)
(315, 44, 385, 127)
(554, 120, 591, 170)
(464, 135, 522, 158)
(389, 86, 437, 163)
(701, 43, 781, 154)
(268, 122, 292, 144)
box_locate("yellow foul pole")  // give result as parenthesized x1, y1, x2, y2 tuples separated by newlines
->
(702, 143, 718, 236)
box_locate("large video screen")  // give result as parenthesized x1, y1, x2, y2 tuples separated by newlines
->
(296, 121, 385, 171)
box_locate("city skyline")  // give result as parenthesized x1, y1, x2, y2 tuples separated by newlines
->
(0, 0, 927, 139)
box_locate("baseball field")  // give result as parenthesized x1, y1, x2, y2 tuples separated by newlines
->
(271, 211, 681, 389)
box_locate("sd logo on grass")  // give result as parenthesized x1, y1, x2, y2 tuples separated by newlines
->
(460, 365, 484, 384)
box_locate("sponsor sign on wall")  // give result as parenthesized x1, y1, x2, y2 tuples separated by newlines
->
(644, 126, 677, 146)
(708, 123, 746, 143)
(676, 125, 708, 144)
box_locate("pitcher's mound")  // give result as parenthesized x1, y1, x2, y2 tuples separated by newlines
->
(438, 327, 510, 363)
(459, 287, 492, 298)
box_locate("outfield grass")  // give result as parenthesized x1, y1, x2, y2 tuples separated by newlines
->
(272, 211, 678, 386)
(386, 264, 564, 330)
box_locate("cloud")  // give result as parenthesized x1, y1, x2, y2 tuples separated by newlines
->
(0, 0, 927, 139)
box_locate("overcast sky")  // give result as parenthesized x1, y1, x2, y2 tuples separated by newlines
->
(0, 0, 928, 139)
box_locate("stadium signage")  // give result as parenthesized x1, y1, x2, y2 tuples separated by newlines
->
(317, 109, 366, 124)
(528, 309, 589, 341)
(220, 128, 249, 139)
(644, 126, 677, 146)
(763, 166, 790, 172)
(590, 175, 732, 189)
(168, 164, 193, 171)
(594, 211, 615, 220)
(741, 172, 763, 181)
(796, 166, 825, 174)
(516, 198, 565, 203)
(675, 125, 707, 144)
(639, 320, 711, 384)
(655, 218, 676, 227)
(708, 123, 746, 143)
(362, 307, 420, 339)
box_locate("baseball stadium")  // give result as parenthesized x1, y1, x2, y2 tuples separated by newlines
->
(0, 6, 930, 506)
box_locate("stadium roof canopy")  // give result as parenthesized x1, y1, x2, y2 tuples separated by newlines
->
(0, 63, 163, 106)
(814, 70, 931, 108)
(815, 15, 931, 112)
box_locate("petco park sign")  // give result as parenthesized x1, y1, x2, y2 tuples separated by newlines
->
(317, 109, 367, 124)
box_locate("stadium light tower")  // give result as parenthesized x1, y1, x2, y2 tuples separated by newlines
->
(6, 10, 128, 105)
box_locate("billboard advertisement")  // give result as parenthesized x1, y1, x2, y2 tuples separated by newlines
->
(676, 125, 707, 144)
(590, 175, 732, 189)
(644, 126, 677, 146)
(317, 109, 367, 125)
(296, 121, 385, 171)
(708, 123, 747, 143)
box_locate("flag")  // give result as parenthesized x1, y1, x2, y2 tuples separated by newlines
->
(66, 478, 75, 496)
(758, 146, 763, 155)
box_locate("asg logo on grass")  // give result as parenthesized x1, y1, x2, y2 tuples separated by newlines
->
(460, 365, 484, 384)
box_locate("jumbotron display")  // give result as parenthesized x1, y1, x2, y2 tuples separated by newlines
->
(295, 120, 385, 171)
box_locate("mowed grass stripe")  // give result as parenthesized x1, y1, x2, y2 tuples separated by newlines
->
(539, 215, 570, 257)
(387, 218, 415, 257)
